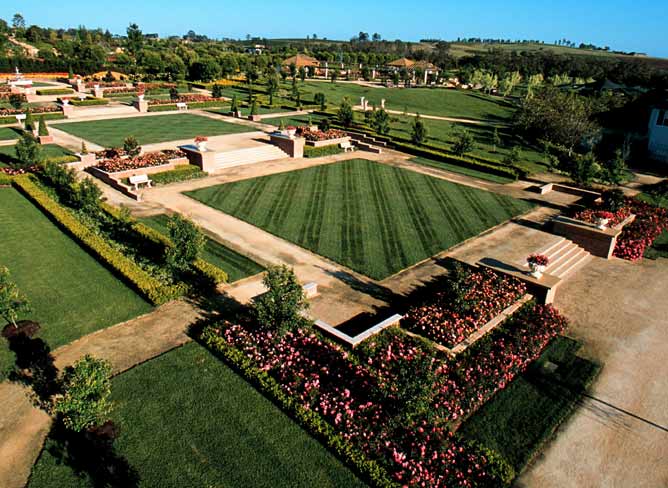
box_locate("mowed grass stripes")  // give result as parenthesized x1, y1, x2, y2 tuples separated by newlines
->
(185, 159, 534, 280)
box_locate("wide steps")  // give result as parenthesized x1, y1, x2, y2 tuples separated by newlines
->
(536, 238, 591, 280)
(212, 145, 288, 170)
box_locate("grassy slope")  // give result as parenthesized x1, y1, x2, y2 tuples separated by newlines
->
(0, 144, 74, 166)
(29, 342, 367, 488)
(460, 336, 600, 472)
(0, 189, 151, 377)
(185, 159, 533, 280)
(140, 214, 264, 282)
(52, 113, 255, 148)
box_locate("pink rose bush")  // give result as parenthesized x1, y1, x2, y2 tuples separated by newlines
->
(297, 127, 347, 141)
(613, 199, 668, 261)
(0, 105, 61, 117)
(403, 268, 526, 348)
(573, 207, 630, 227)
(84, 81, 127, 88)
(93, 149, 186, 173)
(203, 298, 567, 487)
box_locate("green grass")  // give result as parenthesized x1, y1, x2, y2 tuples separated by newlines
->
(295, 81, 515, 122)
(185, 159, 533, 280)
(0, 144, 75, 166)
(0, 189, 151, 378)
(52, 114, 255, 148)
(263, 113, 327, 128)
(0, 127, 21, 140)
(644, 230, 668, 260)
(460, 336, 600, 472)
(31, 81, 57, 87)
(410, 156, 514, 184)
(29, 342, 367, 488)
(140, 214, 264, 282)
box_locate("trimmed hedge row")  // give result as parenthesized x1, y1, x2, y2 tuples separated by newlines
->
(103, 204, 228, 286)
(147, 100, 229, 112)
(200, 327, 398, 488)
(36, 88, 74, 96)
(13, 176, 185, 304)
(304, 145, 345, 158)
(0, 173, 13, 185)
(0, 112, 65, 125)
(70, 98, 109, 106)
(149, 165, 206, 185)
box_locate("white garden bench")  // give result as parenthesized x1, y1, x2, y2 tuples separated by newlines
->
(302, 282, 319, 298)
(176, 102, 188, 111)
(340, 141, 355, 152)
(129, 174, 152, 191)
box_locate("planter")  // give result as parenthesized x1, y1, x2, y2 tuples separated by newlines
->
(596, 218, 609, 230)
(196, 142, 207, 152)
(38, 135, 54, 144)
(137, 94, 145, 102)
(248, 114, 261, 122)
(529, 263, 546, 279)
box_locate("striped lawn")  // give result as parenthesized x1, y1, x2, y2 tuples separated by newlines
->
(185, 159, 534, 280)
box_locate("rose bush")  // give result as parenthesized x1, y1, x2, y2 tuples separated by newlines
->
(613, 199, 668, 261)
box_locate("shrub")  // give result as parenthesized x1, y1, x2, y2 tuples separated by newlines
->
(453, 129, 475, 156)
(14, 132, 43, 168)
(38, 116, 49, 137)
(211, 84, 223, 99)
(123, 136, 141, 158)
(54, 355, 112, 432)
(69, 98, 109, 106)
(165, 214, 206, 273)
(411, 113, 427, 145)
(9, 93, 24, 109)
(0, 266, 31, 328)
(0, 173, 13, 185)
(304, 145, 344, 158)
(149, 165, 206, 185)
(36, 88, 73, 96)
(253, 265, 308, 336)
(24, 110, 36, 132)
(337, 98, 354, 127)
(602, 189, 626, 212)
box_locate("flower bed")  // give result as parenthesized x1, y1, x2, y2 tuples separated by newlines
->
(84, 81, 127, 88)
(102, 87, 138, 96)
(573, 207, 631, 227)
(613, 199, 668, 261)
(93, 151, 178, 173)
(202, 299, 566, 487)
(297, 127, 347, 142)
(402, 267, 526, 348)
(0, 105, 62, 117)
(0, 92, 27, 101)
(147, 95, 226, 106)
(0, 165, 39, 176)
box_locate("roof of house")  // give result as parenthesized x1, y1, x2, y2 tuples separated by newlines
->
(413, 60, 438, 70)
(387, 57, 415, 68)
(282, 54, 320, 67)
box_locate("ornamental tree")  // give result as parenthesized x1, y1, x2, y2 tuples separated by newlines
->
(14, 132, 42, 168)
(411, 113, 427, 145)
(453, 129, 474, 156)
(9, 93, 24, 110)
(314, 92, 326, 111)
(53, 355, 113, 432)
(0, 266, 31, 328)
(165, 214, 205, 272)
(371, 108, 390, 135)
(24, 110, 35, 132)
(169, 86, 180, 100)
(254, 265, 308, 336)
(38, 116, 49, 137)
(123, 136, 141, 158)
(267, 74, 279, 105)
(337, 98, 354, 127)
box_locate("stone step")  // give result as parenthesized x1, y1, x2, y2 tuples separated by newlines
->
(550, 248, 591, 279)
(546, 243, 581, 271)
(356, 141, 383, 154)
(212, 145, 288, 171)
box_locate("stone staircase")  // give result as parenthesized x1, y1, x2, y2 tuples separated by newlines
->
(347, 131, 385, 154)
(536, 238, 592, 280)
(211, 144, 289, 172)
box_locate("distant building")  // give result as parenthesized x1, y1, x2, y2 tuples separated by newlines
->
(386, 58, 440, 84)
(282, 54, 320, 69)
(246, 44, 267, 55)
(648, 104, 668, 162)
(144, 33, 160, 40)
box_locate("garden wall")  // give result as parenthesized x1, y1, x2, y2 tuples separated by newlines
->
(551, 215, 635, 259)
(305, 136, 351, 148)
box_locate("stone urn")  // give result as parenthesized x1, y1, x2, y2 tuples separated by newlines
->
(529, 263, 546, 279)
(196, 141, 207, 151)
(137, 94, 145, 102)
(596, 218, 609, 230)
(62, 98, 70, 106)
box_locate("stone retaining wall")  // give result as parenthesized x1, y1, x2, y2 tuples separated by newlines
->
(305, 136, 350, 148)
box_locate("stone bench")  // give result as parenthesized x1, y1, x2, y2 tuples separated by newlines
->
(302, 282, 318, 298)
(129, 174, 152, 191)
(340, 141, 355, 152)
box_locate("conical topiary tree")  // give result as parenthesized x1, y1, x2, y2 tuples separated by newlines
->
(24, 110, 35, 132)
(38, 116, 49, 137)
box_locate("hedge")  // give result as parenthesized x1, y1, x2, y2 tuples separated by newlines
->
(13, 176, 185, 304)
(147, 100, 229, 112)
(304, 145, 344, 158)
(36, 88, 74, 96)
(0, 173, 13, 185)
(69, 98, 109, 106)
(45, 155, 79, 165)
(0, 112, 65, 125)
(103, 204, 228, 286)
(149, 165, 207, 185)
(200, 327, 398, 488)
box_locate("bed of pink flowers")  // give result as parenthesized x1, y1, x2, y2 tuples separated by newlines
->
(102, 87, 139, 95)
(0, 105, 61, 117)
(84, 81, 127, 88)
(207, 300, 566, 487)
(147, 94, 225, 105)
(0, 165, 38, 175)
(402, 268, 526, 348)
(93, 151, 172, 173)
(613, 199, 668, 261)
(297, 127, 347, 141)
(573, 207, 631, 227)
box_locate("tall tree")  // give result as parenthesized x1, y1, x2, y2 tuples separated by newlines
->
(411, 114, 427, 145)
(126, 23, 143, 56)
(253, 265, 308, 337)
(0, 266, 31, 328)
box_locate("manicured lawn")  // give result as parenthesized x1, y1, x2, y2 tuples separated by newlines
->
(297, 82, 516, 122)
(0, 189, 152, 378)
(0, 127, 21, 140)
(410, 156, 515, 184)
(0, 143, 75, 166)
(185, 159, 533, 280)
(263, 113, 327, 128)
(645, 230, 668, 259)
(52, 114, 255, 148)
(29, 342, 367, 488)
(459, 336, 600, 472)
(140, 213, 264, 282)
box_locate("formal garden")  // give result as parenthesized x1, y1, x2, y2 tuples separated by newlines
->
(185, 159, 534, 279)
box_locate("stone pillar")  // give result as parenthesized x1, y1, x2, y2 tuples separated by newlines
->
(360, 97, 365, 109)
(270, 134, 305, 158)
(424, 70, 429, 85)
(62, 104, 74, 117)
(372, 68, 376, 79)
(133, 100, 149, 113)
(381, 99, 385, 109)
(180, 145, 217, 172)
(324, 62, 328, 78)
(93, 86, 104, 98)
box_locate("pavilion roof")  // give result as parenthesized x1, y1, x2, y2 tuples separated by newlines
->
(282, 54, 320, 67)
(387, 57, 415, 68)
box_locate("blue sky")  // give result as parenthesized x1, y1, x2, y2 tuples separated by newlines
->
(2, 0, 667, 57)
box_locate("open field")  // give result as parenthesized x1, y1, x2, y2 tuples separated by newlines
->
(52, 114, 255, 148)
(0, 144, 75, 167)
(460, 336, 600, 472)
(0, 189, 151, 377)
(29, 342, 367, 488)
(140, 214, 264, 282)
(185, 159, 533, 280)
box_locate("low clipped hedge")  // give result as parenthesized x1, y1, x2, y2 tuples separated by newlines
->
(103, 204, 228, 286)
(36, 88, 74, 96)
(69, 98, 109, 106)
(200, 326, 397, 488)
(0, 173, 13, 185)
(0, 112, 65, 125)
(150, 165, 207, 185)
(13, 176, 185, 304)
(147, 100, 229, 112)
(304, 145, 344, 158)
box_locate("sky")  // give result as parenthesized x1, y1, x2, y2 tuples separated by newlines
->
(2, 0, 667, 58)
